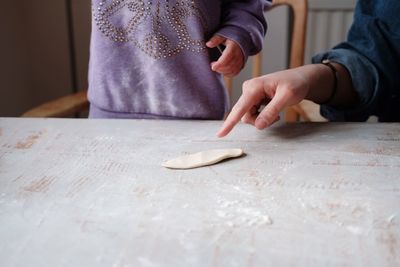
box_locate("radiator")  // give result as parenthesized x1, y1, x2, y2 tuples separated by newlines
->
(305, 0, 356, 64)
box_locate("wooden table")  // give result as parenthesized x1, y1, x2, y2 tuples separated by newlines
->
(0, 118, 399, 267)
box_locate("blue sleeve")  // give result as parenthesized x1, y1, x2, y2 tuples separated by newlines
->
(216, 0, 271, 62)
(312, 0, 400, 122)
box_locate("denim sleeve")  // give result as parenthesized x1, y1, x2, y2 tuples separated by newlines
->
(312, 0, 400, 122)
(312, 49, 379, 122)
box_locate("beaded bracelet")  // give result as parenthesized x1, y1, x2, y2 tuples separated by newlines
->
(320, 59, 338, 105)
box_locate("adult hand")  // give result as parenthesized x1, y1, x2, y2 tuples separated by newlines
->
(206, 35, 244, 77)
(217, 67, 312, 137)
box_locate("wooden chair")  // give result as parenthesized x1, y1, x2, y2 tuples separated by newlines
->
(23, 0, 309, 120)
(225, 0, 310, 122)
(22, 90, 88, 118)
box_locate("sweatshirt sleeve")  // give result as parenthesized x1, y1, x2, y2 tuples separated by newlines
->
(215, 0, 271, 62)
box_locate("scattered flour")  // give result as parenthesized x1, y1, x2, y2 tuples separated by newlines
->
(346, 225, 364, 235)
(216, 198, 273, 228)
(387, 213, 397, 224)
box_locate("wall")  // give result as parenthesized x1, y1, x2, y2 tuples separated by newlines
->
(0, 2, 31, 116)
(305, 0, 356, 64)
(0, 0, 91, 117)
(70, 0, 91, 93)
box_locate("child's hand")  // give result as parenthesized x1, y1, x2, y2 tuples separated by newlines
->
(206, 35, 244, 77)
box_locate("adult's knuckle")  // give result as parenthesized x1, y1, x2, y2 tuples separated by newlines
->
(242, 79, 257, 92)
(267, 105, 280, 118)
(283, 86, 296, 98)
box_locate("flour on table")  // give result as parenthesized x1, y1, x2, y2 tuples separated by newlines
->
(162, 148, 244, 169)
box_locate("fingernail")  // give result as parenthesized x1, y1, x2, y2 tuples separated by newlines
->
(255, 118, 268, 129)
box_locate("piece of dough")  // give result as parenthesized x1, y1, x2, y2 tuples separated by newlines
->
(162, 148, 244, 169)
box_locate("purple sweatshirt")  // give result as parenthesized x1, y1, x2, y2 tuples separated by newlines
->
(88, 0, 270, 119)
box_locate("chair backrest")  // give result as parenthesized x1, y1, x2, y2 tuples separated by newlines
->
(225, 0, 308, 121)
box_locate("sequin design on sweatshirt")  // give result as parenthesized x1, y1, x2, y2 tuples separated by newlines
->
(93, 0, 208, 59)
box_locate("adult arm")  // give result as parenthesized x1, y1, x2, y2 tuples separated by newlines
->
(217, 0, 400, 137)
(313, 0, 400, 121)
(216, 63, 358, 137)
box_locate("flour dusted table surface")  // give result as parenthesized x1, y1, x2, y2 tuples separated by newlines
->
(0, 118, 399, 267)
